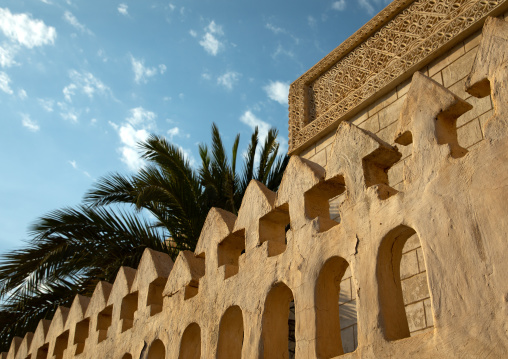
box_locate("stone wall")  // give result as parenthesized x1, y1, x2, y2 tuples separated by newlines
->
(3, 6, 508, 359)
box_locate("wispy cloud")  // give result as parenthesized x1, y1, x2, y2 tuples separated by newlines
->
(265, 22, 299, 44)
(358, 0, 375, 15)
(0, 71, 13, 94)
(217, 71, 240, 90)
(189, 29, 197, 37)
(0, 43, 17, 67)
(38, 98, 54, 112)
(63, 11, 93, 35)
(110, 107, 157, 171)
(21, 114, 39, 132)
(332, 0, 347, 11)
(199, 20, 224, 56)
(130, 55, 166, 84)
(18, 88, 27, 99)
(63, 70, 111, 102)
(264, 81, 289, 105)
(0, 8, 57, 48)
(240, 110, 288, 156)
(167, 126, 180, 140)
(68, 160, 92, 178)
(118, 4, 128, 16)
(272, 44, 295, 59)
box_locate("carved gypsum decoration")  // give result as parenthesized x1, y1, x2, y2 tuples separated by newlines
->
(288, 0, 508, 154)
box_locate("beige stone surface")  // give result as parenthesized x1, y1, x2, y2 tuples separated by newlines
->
(6, 11, 508, 359)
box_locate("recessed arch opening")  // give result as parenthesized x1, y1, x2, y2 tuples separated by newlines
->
(217, 305, 244, 359)
(179, 323, 201, 359)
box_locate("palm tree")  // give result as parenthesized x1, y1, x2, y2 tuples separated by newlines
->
(0, 123, 289, 351)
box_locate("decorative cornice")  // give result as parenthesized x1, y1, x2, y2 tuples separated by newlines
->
(288, 0, 508, 154)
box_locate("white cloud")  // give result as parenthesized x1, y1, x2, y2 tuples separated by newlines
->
(69, 160, 77, 169)
(189, 29, 197, 37)
(332, 0, 347, 11)
(40, 0, 53, 4)
(0, 8, 56, 48)
(0, 43, 18, 67)
(130, 55, 165, 84)
(61, 110, 78, 123)
(206, 20, 223, 35)
(217, 71, 240, 90)
(18, 88, 27, 99)
(266, 23, 285, 34)
(358, 0, 375, 15)
(272, 44, 294, 59)
(167, 126, 180, 140)
(63, 11, 93, 35)
(21, 114, 39, 132)
(118, 4, 128, 16)
(199, 21, 224, 56)
(240, 110, 288, 156)
(63, 70, 111, 102)
(308, 16, 317, 28)
(126, 107, 156, 129)
(201, 72, 211, 80)
(38, 98, 54, 112)
(264, 81, 289, 105)
(169, 3, 176, 11)
(199, 33, 221, 56)
(240, 111, 272, 145)
(109, 107, 157, 171)
(0, 71, 12, 94)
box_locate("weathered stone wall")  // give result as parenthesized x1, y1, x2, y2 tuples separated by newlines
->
(3, 7, 508, 359)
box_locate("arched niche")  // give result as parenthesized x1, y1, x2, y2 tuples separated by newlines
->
(121, 354, 132, 359)
(179, 323, 201, 359)
(315, 256, 358, 358)
(262, 282, 295, 359)
(217, 305, 244, 359)
(377, 225, 434, 341)
(147, 339, 165, 359)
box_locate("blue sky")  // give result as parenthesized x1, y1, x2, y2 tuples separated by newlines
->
(0, 0, 389, 254)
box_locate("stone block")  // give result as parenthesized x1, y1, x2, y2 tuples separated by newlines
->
(388, 161, 404, 187)
(405, 300, 426, 333)
(358, 113, 380, 133)
(417, 248, 426, 273)
(464, 30, 482, 52)
(403, 234, 421, 253)
(429, 42, 465, 77)
(424, 298, 434, 327)
(457, 118, 483, 149)
(448, 77, 470, 101)
(400, 250, 419, 280)
(315, 131, 335, 154)
(397, 78, 411, 98)
(349, 108, 369, 126)
(339, 299, 357, 329)
(457, 95, 493, 127)
(343, 265, 352, 280)
(442, 48, 476, 87)
(378, 96, 405, 129)
(339, 278, 352, 304)
(309, 148, 327, 167)
(341, 325, 356, 353)
(479, 109, 494, 129)
(431, 71, 443, 85)
(368, 89, 397, 117)
(402, 272, 430, 304)
(299, 144, 315, 159)
(376, 121, 398, 145)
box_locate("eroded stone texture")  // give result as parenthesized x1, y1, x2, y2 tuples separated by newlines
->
(4, 12, 508, 359)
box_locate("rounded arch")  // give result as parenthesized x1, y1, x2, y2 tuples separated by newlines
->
(377, 225, 434, 340)
(179, 323, 201, 359)
(217, 305, 244, 358)
(147, 339, 165, 359)
(315, 256, 357, 357)
(262, 282, 295, 359)
(121, 354, 132, 359)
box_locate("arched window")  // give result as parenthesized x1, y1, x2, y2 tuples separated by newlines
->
(217, 306, 244, 358)
(315, 256, 358, 358)
(179, 323, 201, 359)
(378, 225, 434, 340)
(147, 339, 165, 359)
(262, 282, 295, 359)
